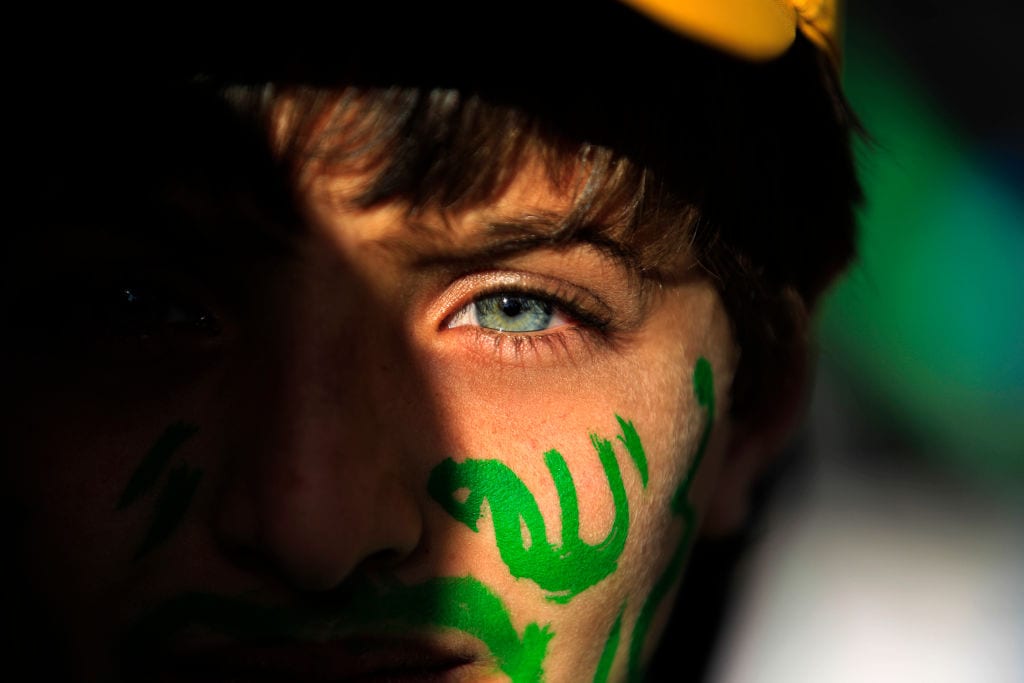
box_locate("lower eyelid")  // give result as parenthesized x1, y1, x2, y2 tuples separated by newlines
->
(448, 324, 605, 367)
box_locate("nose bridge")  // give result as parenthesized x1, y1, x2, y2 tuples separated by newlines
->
(215, 288, 425, 591)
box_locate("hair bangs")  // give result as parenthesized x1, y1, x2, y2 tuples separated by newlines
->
(221, 83, 698, 275)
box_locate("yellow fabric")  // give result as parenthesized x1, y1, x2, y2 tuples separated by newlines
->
(619, 0, 841, 64)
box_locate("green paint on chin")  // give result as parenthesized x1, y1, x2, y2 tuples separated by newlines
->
(428, 416, 647, 603)
(124, 576, 552, 683)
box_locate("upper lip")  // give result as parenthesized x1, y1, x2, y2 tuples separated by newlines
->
(119, 590, 491, 682)
(148, 635, 482, 681)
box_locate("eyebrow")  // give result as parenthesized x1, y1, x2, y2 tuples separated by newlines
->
(391, 213, 642, 274)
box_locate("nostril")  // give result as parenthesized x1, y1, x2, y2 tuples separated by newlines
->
(216, 532, 283, 580)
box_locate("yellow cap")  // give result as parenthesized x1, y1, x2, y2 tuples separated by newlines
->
(619, 0, 840, 65)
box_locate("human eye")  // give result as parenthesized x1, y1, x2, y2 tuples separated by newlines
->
(446, 292, 571, 333)
(437, 270, 621, 363)
(84, 282, 219, 337)
(11, 277, 224, 365)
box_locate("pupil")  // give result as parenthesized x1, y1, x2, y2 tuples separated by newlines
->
(106, 287, 162, 334)
(499, 297, 524, 317)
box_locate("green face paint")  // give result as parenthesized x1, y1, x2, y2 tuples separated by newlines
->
(117, 421, 203, 560)
(116, 421, 198, 510)
(133, 462, 203, 560)
(428, 415, 647, 603)
(592, 605, 625, 683)
(626, 357, 715, 682)
(122, 575, 552, 683)
(616, 416, 648, 488)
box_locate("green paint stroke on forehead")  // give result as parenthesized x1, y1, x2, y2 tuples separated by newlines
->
(627, 357, 715, 682)
(124, 576, 552, 682)
(428, 416, 646, 603)
(116, 421, 198, 510)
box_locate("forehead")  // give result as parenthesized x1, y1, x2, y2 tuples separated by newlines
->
(306, 154, 574, 250)
(293, 172, 659, 305)
(264, 84, 587, 216)
(250, 84, 695, 275)
(17, 81, 695, 285)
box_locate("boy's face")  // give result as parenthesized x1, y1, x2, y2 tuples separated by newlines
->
(4, 102, 739, 681)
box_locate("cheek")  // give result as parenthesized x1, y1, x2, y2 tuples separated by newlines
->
(6, 400, 140, 571)
(416, 345, 719, 676)
(1, 366, 222, 628)
(2, 420, 144, 662)
(422, 329, 702, 516)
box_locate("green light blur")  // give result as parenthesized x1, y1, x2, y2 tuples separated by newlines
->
(819, 27, 1024, 480)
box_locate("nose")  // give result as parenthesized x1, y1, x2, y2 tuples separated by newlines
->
(214, 308, 425, 592)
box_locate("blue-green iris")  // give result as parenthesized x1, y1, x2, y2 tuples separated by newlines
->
(474, 295, 554, 332)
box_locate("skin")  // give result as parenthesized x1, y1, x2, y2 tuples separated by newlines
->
(117, 422, 204, 560)
(427, 415, 644, 604)
(2, 121, 741, 681)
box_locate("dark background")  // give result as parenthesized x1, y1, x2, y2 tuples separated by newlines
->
(660, 2, 1023, 681)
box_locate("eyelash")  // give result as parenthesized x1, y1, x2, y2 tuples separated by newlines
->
(12, 277, 224, 363)
(442, 281, 615, 360)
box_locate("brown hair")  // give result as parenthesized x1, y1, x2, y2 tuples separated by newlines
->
(196, 12, 861, 418)
(17, 5, 861, 419)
